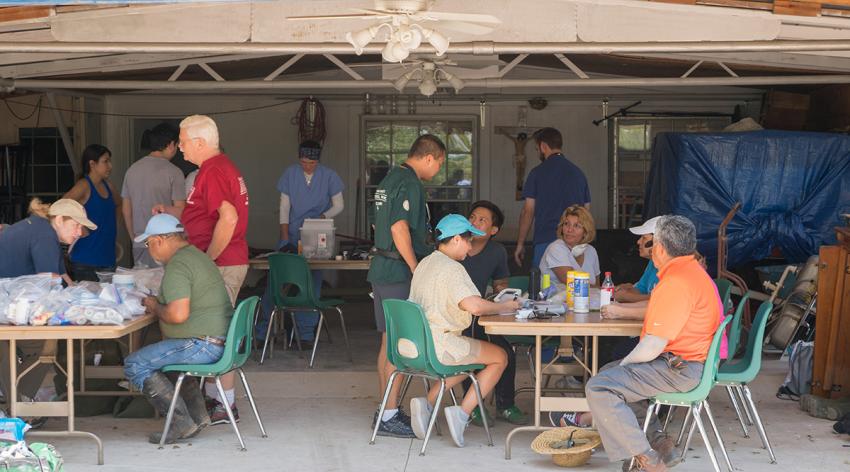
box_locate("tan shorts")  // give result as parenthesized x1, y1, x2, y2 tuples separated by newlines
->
(218, 264, 248, 307)
(440, 337, 484, 366)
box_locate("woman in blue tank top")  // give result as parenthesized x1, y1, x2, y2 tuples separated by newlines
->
(64, 144, 121, 281)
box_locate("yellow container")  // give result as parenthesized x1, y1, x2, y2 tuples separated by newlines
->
(566, 271, 577, 309)
(542, 274, 551, 290)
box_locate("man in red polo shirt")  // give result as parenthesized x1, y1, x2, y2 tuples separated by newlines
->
(167, 114, 249, 425)
(586, 215, 721, 472)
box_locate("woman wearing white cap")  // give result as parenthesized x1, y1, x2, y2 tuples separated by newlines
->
(0, 197, 97, 412)
(0, 198, 97, 283)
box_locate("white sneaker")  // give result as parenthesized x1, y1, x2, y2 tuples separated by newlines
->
(410, 397, 432, 439)
(444, 406, 469, 448)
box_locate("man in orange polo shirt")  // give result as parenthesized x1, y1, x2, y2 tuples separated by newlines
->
(586, 215, 721, 472)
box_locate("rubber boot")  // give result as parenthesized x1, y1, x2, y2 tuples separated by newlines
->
(142, 372, 201, 444)
(180, 377, 211, 428)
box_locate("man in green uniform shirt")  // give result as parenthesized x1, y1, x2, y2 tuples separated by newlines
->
(124, 214, 233, 444)
(368, 134, 446, 437)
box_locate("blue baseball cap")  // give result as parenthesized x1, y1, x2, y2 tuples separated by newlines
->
(134, 214, 184, 243)
(435, 214, 485, 241)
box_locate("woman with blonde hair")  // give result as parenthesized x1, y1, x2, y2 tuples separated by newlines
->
(539, 204, 600, 290)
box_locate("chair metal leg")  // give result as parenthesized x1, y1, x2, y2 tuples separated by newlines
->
(308, 311, 324, 368)
(237, 368, 267, 438)
(703, 400, 734, 472)
(158, 373, 186, 449)
(633, 401, 659, 470)
(679, 407, 697, 461)
(725, 385, 750, 437)
(259, 308, 277, 364)
(691, 404, 722, 472)
(215, 376, 246, 451)
(742, 385, 777, 463)
(370, 370, 401, 444)
(662, 405, 676, 432)
(468, 373, 493, 446)
(335, 307, 353, 363)
(448, 386, 459, 406)
(735, 385, 754, 425)
(419, 378, 445, 456)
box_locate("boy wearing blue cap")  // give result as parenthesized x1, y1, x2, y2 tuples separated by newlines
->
(407, 214, 521, 448)
(123, 214, 233, 444)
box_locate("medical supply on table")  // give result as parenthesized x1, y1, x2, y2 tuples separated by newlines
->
(566, 271, 577, 309)
(573, 272, 590, 313)
(494, 288, 523, 303)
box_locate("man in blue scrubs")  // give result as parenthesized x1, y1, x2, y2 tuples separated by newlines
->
(514, 127, 591, 268)
(259, 141, 344, 344)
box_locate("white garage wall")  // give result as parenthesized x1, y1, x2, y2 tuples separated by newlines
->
(88, 94, 749, 252)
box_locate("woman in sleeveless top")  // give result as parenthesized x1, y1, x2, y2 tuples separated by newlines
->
(63, 144, 121, 281)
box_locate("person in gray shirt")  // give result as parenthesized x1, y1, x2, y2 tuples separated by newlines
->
(121, 123, 186, 267)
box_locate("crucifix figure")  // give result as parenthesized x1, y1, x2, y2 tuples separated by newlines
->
(496, 126, 537, 201)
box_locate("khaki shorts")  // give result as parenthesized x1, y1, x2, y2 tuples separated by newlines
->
(440, 337, 484, 366)
(218, 264, 248, 307)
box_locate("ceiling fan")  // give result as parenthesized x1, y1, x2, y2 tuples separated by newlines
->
(286, 1, 502, 36)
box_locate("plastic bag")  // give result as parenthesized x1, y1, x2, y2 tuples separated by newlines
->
(63, 305, 124, 326)
(116, 267, 163, 295)
(0, 419, 30, 442)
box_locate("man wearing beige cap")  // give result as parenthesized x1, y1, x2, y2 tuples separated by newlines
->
(0, 198, 96, 415)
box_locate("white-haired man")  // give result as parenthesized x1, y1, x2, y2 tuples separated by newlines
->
(155, 115, 249, 425)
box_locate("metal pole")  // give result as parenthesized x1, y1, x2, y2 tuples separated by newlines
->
(13, 74, 850, 91)
(45, 92, 80, 177)
(6, 40, 850, 54)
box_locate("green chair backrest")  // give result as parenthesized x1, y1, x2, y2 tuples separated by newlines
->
(162, 296, 259, 376)
(268, 253, 317, 308)
(657, 315, 731, 405)
(221, 296, 259, 371)
(383, 299, 433, 374)
(725, 292, 751, 361)
(713, 277, 733, 314)
(507, 275, 529, 293)
(721, 300, 773, 382)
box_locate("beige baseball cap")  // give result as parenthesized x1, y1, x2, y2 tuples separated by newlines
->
(48, 199, 97, 230)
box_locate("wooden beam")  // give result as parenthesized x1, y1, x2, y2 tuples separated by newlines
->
(0, 6, 52, 23)
(774, 1, 823, 16)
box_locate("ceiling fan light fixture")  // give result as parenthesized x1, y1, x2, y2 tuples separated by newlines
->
(382, 40, 410, 63)
(393, 70, 416, 92)
(441, 70, 464, 92)
(421, 28, 449, 56)
(346, 26, 379, 55)
(397, 25, 423, 50)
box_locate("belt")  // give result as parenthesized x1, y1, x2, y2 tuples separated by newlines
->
(195, 336, 226, 347)
(370, 247, 402, 260)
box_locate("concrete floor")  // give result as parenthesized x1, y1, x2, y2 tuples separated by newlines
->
(37, 298, 850, 471)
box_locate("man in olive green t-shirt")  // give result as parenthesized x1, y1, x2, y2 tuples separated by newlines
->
(367, 134, 445, 438)
(124, 214, 232, 444)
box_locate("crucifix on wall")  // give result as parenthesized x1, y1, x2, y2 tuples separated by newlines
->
(495, 126, 538, 201)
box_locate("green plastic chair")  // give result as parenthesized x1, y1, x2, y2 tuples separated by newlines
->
(160, 296, 267, 451)
(715, 300, 776, 463)
(506, 275, 529, 294)
(259, 253, 351, 367)
(638, 315, 732, 472)
(724, 292, 750, 363)
(369, 299, 493, 456)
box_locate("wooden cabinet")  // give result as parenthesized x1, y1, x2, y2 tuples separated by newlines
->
(812, 227, 850, 399)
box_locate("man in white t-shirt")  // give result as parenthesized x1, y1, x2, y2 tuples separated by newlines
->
(121, 123, 186, 268)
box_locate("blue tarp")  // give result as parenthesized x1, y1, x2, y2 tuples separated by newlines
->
(644, 130, 850, 269)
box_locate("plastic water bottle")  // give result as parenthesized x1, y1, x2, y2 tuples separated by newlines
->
(601, 272, 615, 307)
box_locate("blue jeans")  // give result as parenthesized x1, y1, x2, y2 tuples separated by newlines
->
(257, 270, 323, 342)
(124, 338, 224, 390)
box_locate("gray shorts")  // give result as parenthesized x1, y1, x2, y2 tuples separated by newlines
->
(372, 281, 411, 333)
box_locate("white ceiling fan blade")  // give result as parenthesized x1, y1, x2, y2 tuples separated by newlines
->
(415, 12, 501, 25)
(286, 13, 383, 20)
(436, 20, 497, 35)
